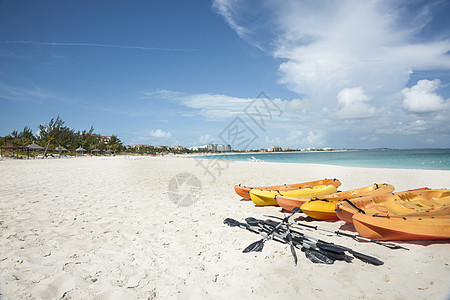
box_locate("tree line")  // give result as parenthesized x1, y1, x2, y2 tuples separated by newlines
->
(0, 116, 123, 152)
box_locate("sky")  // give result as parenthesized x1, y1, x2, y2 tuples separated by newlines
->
(1, 0, 450, 149)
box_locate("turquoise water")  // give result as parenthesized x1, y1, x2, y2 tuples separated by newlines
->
(196, 149, 450, 170)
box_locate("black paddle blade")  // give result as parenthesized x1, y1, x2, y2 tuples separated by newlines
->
(245, 217, 260, 226)
(224, 218, 241, 227)
(264, 219, 280, 227)
(243, 240, 264, 253)
(315, 242, 346, 255)
(303, 248, 334, 264)
(350, 250, 384, 266)
(317, 248, 351, 262)
(291, 207, 302, 213)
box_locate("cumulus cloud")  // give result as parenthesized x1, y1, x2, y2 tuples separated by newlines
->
(142, 88, 287, 121)
(335, 87, 376, 119)
(213, 0, 450, 146)
(401, 79, 449, 113)
(150, 129, 171, 138)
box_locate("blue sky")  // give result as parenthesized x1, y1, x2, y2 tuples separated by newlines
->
(1, 0, 450, 149)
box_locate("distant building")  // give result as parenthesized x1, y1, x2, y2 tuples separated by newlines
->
(133, 144, 153, 150)
(267, 145, 282, 152)
(216, 144, 231, 152)
(172, 146, 186, 151)
(101, 136, 112, 144)
(189, 144, 231, 152)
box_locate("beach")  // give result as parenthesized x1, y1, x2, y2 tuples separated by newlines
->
(1, 156, 449, 299)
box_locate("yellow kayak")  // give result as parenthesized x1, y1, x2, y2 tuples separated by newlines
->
(249, 185, 338, 206)
(300, 183, 395, 220)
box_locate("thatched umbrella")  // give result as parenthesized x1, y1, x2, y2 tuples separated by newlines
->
(91, 148, 100, 156)
(27, 142, 44, 159)
(59, 147, 68, 158)
(75, 146, 86, 156)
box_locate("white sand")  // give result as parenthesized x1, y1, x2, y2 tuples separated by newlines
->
(1, 156, 449, 299)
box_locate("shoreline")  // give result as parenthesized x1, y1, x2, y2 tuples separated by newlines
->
(1, 156, 449, 299)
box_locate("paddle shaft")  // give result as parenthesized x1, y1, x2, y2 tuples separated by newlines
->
(291, 220, 408, 250)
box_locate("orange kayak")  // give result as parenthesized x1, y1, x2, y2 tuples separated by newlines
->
(276, 183, 394, 213)
(353, 211, 450, 241)
(234, 178, 341, 199)
(335, 188, 439, 223)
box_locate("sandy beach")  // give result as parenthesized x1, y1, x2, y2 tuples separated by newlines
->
(1, 156, 449, 299)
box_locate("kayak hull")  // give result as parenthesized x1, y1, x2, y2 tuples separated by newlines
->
(277, 183, 395, 215)
(335, 188, 435, 223)
(353, 213, 450, 241)
(250, 185, 338, 206)
(234, 178, 341, 199)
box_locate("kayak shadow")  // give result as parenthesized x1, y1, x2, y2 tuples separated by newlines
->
(394, 239, 450, 246)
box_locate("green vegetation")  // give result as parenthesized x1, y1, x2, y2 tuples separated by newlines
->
(0, 116, 123, 154)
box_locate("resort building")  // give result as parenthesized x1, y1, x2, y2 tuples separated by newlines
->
(101, 136, 112, 143)
(189, 144, 231, 152)
(267, 145, 282, 152)
(172, 146, 186, 151)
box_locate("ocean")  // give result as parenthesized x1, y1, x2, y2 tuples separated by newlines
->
(195, 148, 450, 171)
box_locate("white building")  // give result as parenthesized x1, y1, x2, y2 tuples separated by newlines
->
(189, 144, 231, 152)
(267, 145, 282, 152)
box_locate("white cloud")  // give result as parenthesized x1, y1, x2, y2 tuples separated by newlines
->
(0, 82, 55, 102)
(286, 129, 303, 143)
(213, 0, 450, 147)
(142, 88, 253, 120)
(142, 88, 288, 121)
(265, 136, 281, 145)
(335, 87, 376, 119)
(198, 134, 213, 144)
(285, 99, 312, 111)
(150, 129, 171, 138)
(212, 1, 249, 40)
(401, 79, 449, 113)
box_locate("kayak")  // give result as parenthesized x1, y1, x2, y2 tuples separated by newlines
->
(300, 183, 395, 220)
(335, 188, 442, 223)
(250, 184, 338, 206)
(277, 183, 395, 214)
(234, 178, 341, 199)
(353, 211, 450, 241)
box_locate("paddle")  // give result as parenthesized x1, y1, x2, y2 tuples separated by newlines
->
(223, 218, 287, 245)
(256, 217, 384, 266)
(289, 217, 408, 250)
(246, 217, 350, 264)
(242, 208, 300, 253)
(265, 208, 407, 251)
(235, 216, 360, 265)
(284, 220, 298, 265)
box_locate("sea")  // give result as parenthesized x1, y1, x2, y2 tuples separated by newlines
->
(195, 149, 450, 171)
